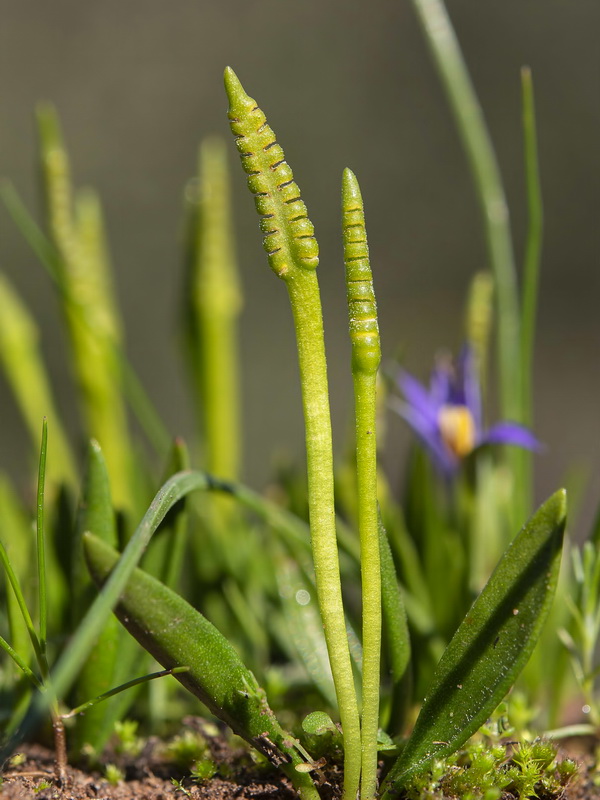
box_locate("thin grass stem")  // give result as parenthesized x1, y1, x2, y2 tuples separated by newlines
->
(0, 542, 44, 670)
(0, 635, 43, 690)
(36, 419, 48, 658)
(409, 0, 521, 422)
(63, 667, 190, 719)
(520, 66, 543, 426)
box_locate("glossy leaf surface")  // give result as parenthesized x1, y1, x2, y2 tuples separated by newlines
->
(383, 489, 566, 793)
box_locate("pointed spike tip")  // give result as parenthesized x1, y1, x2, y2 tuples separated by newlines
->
(35, 102, 63, 150)
(342, 168, 362, 208)
(223, 67, 253, 115)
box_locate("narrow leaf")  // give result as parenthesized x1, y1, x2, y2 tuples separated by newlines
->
(379, 516, 412, 736)
(83, 533, 319, 800)
(275, 555, 336, 707)
(383, 489, 566, 792)
(70, 439, 125, 754)
(36, 419, 49, 655)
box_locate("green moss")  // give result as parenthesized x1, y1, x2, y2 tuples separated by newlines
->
(400, 737, 577, 800)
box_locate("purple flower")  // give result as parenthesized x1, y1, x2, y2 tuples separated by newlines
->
(391, 346, 541, 475)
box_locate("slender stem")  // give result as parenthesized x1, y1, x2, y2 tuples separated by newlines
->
(355, 374, 381, 799)
(286, 273, 362, 800)
(410, 0, 529, 528)
(0, 542, 44, 669)
(410, 0, 521, 422)
(342, 168, 382, 799)
(519, 66, 543, 427)
(52, 716, 68, 784)
(63, 667, 189, 718)
(223, 67, 361, 800)
(192, 137, 243, 483)
(0, 635, 43, 690)
(36, 419, 48, 658)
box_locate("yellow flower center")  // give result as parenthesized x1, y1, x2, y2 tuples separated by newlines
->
(438, 404, 476, 458)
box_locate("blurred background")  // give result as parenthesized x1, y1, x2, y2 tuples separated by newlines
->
(1, 0, 598, 534)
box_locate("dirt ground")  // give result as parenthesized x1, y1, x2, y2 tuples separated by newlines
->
(0, 726, 597, 800)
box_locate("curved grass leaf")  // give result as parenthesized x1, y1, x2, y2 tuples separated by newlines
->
(70, 440, 125, 754)
(83, 533, 320, 800)
(382, 489, 566, 794)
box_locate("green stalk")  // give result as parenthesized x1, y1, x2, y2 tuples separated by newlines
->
(409, 0, 521, 422)
(0, 274, 76, 488)
(36, 419, 49, 659)
(342, 169, 382, 799)
(0, 635, 43, 690)
(286, 273, 362, 799)
(519, 67, 543, 426)
(410, 0, 531, 529)
(465, 270, 494, 401)
(518, 66, 543, 524)
(224, 67, 361, 800)
(0, 479, 33, 671)
(36, 106, 133, 512)
(187, 137, 243, 482)
(63, 667, 189, 719)
(0, 542, 44, 669)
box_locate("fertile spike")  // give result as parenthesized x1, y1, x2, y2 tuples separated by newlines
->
(342, 168, 381, 376)
(224, 67, 319, 279)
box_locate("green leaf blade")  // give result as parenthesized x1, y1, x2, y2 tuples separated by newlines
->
(70, 439, 125, 755)
(384, 489, 566, 793)
(82, 533, 319, 800)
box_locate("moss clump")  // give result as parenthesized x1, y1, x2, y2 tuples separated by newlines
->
(400, 738, 577, 800)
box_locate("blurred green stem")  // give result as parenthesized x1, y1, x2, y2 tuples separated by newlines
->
(189, 138, 243, 483)
(0, 275, 76, 487)
(410, 0, 521, 420)
(519, 66, 543, 426)
(36, 419, 48, 659)
(410, 0, 529, 526)
(36, 106, 133, 512)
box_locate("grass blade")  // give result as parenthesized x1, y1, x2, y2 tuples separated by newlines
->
(36, 419, 49, 658)
(0, 541, 44, 672)
(519, 67, 543, 426)
(0, 635, 43, 690)
(0, 180, 62, 283)
(70, 439, 128, 754)
(64, 667, 189, 719)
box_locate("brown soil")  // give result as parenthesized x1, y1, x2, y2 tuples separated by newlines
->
(0, 719, 340, 800)
(0, 726, 597, 800)
(0, 743, 310, 800)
